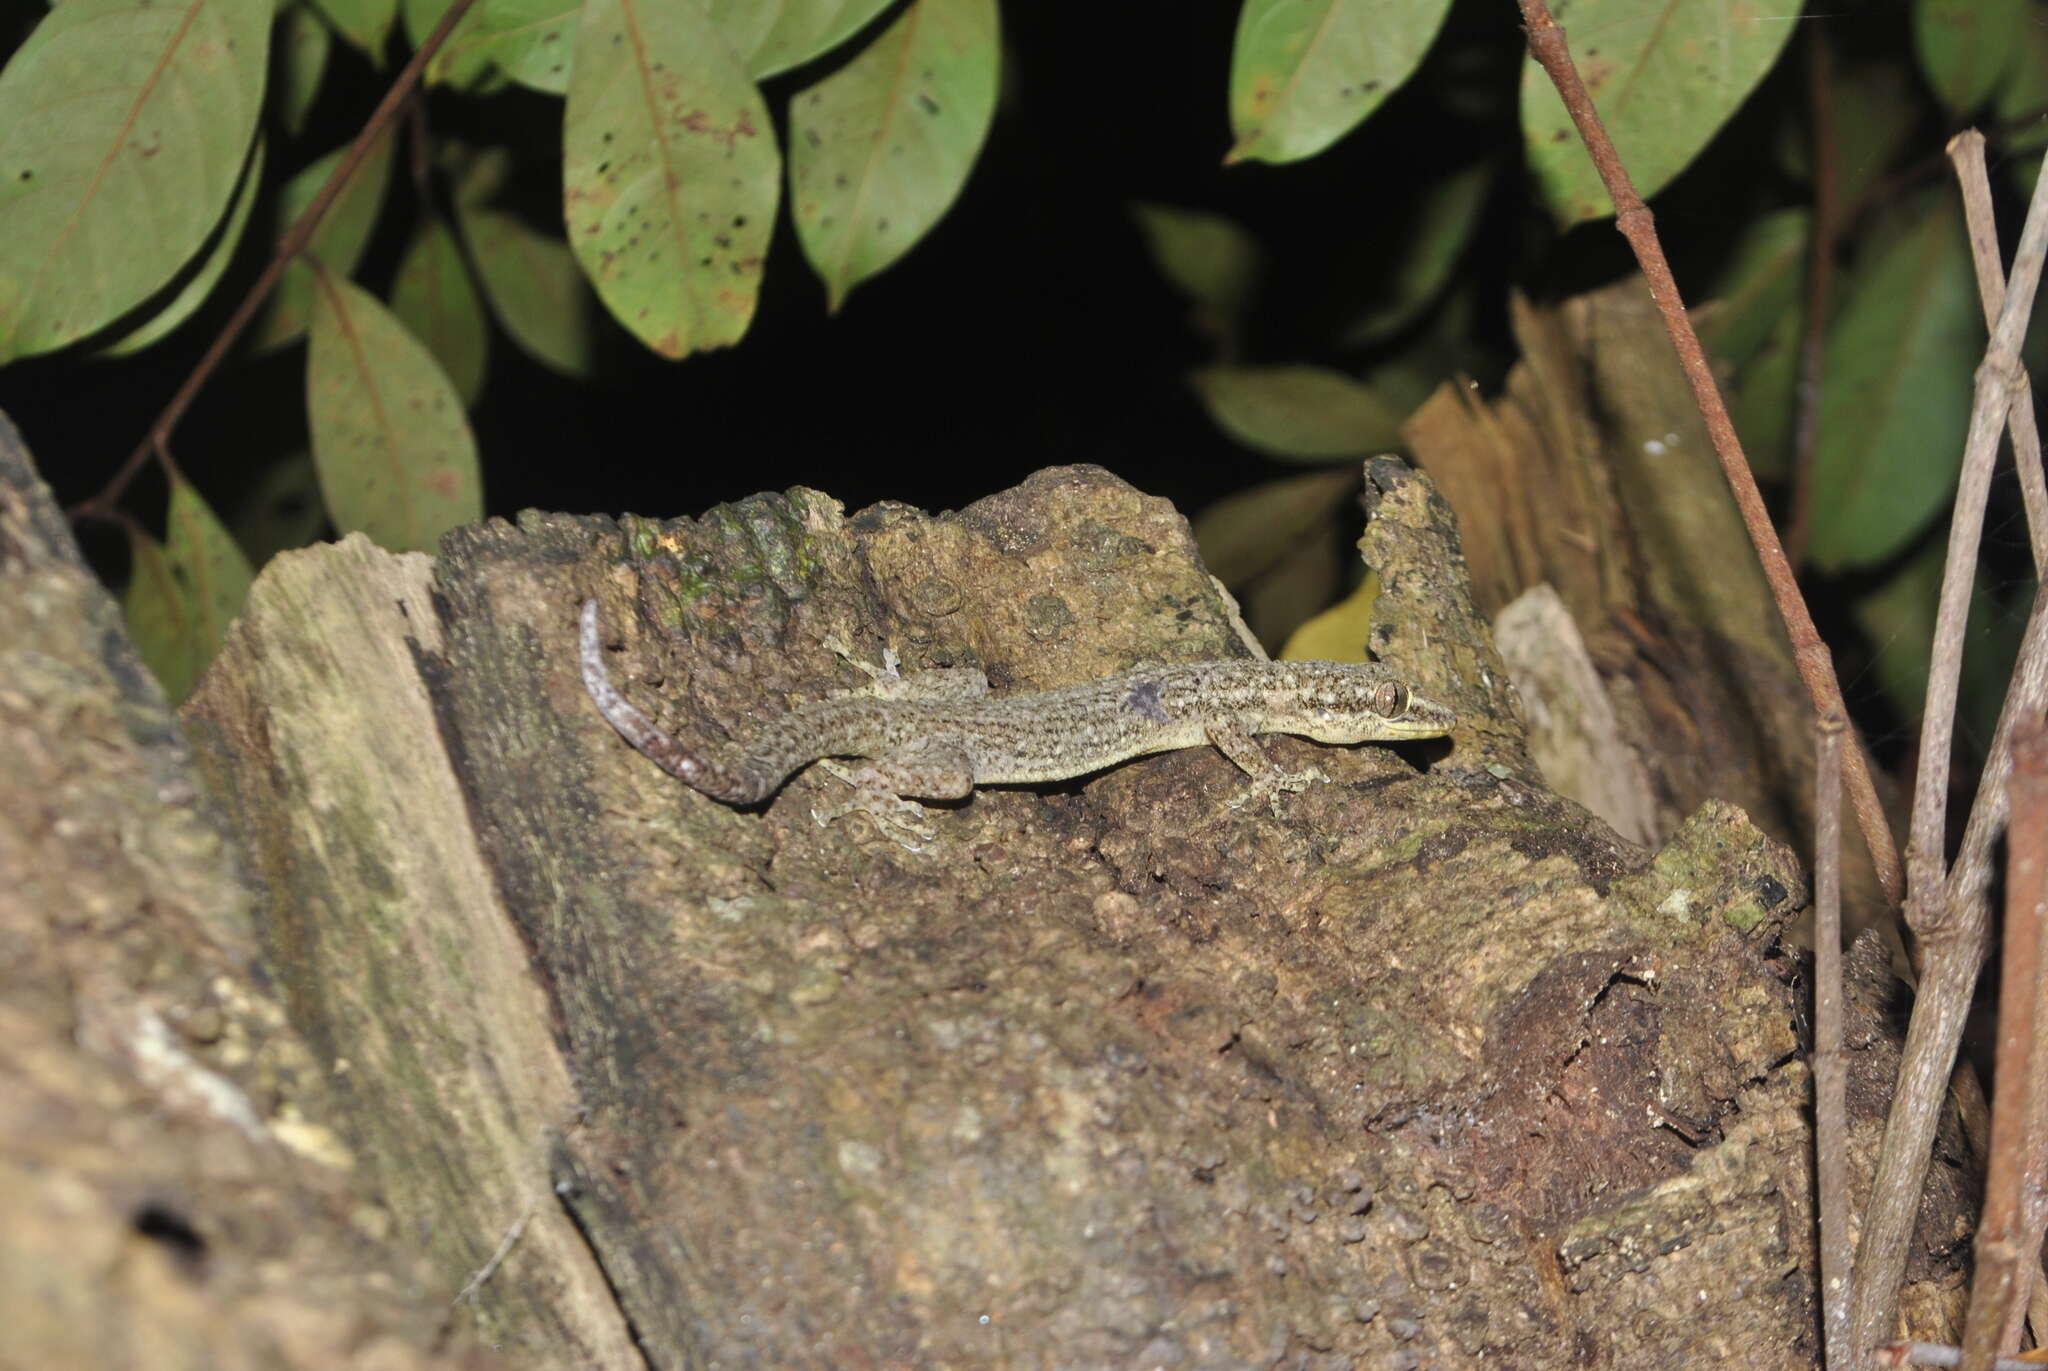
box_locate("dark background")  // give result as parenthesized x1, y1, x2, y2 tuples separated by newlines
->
(3, 0, 2038, 771)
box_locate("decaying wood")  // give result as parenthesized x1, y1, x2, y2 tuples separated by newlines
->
(1404, 278, 1885, 920)
(0, 415, 509, 1370)
(0, 413, 1973, 1367)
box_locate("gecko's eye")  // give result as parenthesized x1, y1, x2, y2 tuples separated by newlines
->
(1370, 681, 1408, 717)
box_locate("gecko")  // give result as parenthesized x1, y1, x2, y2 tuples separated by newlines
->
(578, 598, 1454, 848)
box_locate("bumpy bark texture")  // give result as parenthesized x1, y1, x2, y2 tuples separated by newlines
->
(2, 415, 1972, 1369)
(0, 414, 509, 1370)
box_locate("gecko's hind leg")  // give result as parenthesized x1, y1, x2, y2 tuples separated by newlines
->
(812, 743, 976, 851)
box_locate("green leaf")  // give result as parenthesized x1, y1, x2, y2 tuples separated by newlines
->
(1696, 207, 1807, 374)
(1193, 469, 1357, 585)
(306, 263, 483, 551)
(1726, 302, 1798, 482)
(1520, 0, 1794, 226)
(1807, 191, 1979, 571)
(1827, 58, 1921, 217)
(450, 143, 512, 207)
(1703, 212, 1813, 483)
(410, 0, 574, 94)
(1226, 0, 1456, 165)
(124, 526, 203, 703)
(314, 0, 397, 56)
(167, 473, 257, 658)
(460, 206, 597, 377)
(0, 0, 269, 362)
(98, 137, 266, 358)
(250, 127, 396, 350)
(1129, 202, 1263, 323)
(124, 478, 256, 702)
(706, 0, 896, 79)
(790, 0, 1000, 312)
(1336, 159, 1491, 347)
(1190, 364, 1409, 461)
(562, 0, 778, 358)
(1993, 12, 2048, 202)
(277, 2, 332, 134)
(403, 0, 486, 86)
(1853, 537, 2021, 746)
(389, 213, 489, 405)
(1913, 0, 2026, 116)
(229, 451, 329, 565)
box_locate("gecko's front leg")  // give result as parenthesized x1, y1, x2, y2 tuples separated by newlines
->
(1207, 722, 1329, 815)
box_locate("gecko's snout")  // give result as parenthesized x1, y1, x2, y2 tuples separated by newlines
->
(1390, 689, 1456, 739)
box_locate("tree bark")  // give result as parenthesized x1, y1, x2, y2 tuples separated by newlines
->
(0, 414, 1970, 1368)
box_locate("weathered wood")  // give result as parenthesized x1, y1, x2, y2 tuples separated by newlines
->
(0, 410, 506, 1370)
(3, 417, 1973, 1368)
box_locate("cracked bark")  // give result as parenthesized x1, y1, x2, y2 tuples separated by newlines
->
(0, 413, 1972, 1368)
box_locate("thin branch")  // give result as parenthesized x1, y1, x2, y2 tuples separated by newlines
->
(1856, 579, 2048, 1358)
(1948, 132, 2048, 579)
(1947, 130, 2048, 1353)
(1849, 142, 2048, 1363)
(71, 0, 486, 523)
(1786, 28, 1840, 569)
(1514, 0, 1903, 907)
(453, 1201, 536, 1306)
(1958, 720, 2048, 1369)
(1816, 711, 1853, 1369)
(1908, 141, 2048, 932)
(2019, 874, 2048, 1353)
(1879, 1340, 2048, 1370)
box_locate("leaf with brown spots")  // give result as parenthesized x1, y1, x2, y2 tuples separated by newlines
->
(1226, 0, 1453, 165)
(99, 136, 265, 358)
(306, 263, 482, 552)
(409, 0, 578, 95)
(1520, 0, 1793, 226)
(562, 0, 777, 359)
(0, 0, 269, 362)
(789, 0, 998, 313)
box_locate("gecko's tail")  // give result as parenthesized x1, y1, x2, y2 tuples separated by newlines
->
(577, 599, 766, 804)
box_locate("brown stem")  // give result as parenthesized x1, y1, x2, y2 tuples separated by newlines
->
(1855, 578, 2048, 1358)
(1880, 1341, 2048, 1370)
(1902, 137, 2048, 926)
(1958, 720, 2048, 1369)
(1948, 130, 2048, 1351)
(1785, 28, 1839, 570)
(1947, 133, 2048, 580)
(2018, 904, 2048, 1352)
(1514, 0, 1903, 906)
(73, 0, 485, 523)
(1849, 141, 2048, 1364)
(1816, 711, 1853, 1368)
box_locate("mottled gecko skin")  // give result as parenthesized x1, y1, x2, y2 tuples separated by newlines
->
(579, 599, 1453, 842)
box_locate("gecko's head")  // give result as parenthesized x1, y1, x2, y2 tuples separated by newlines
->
(1291, 674, 1456, 745)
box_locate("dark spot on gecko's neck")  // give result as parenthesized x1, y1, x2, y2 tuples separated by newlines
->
(1124, 679, 1170, 724)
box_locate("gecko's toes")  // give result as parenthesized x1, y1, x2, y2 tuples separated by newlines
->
(810, 796, 937, 852)
(1229, 766, 1331, 814)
